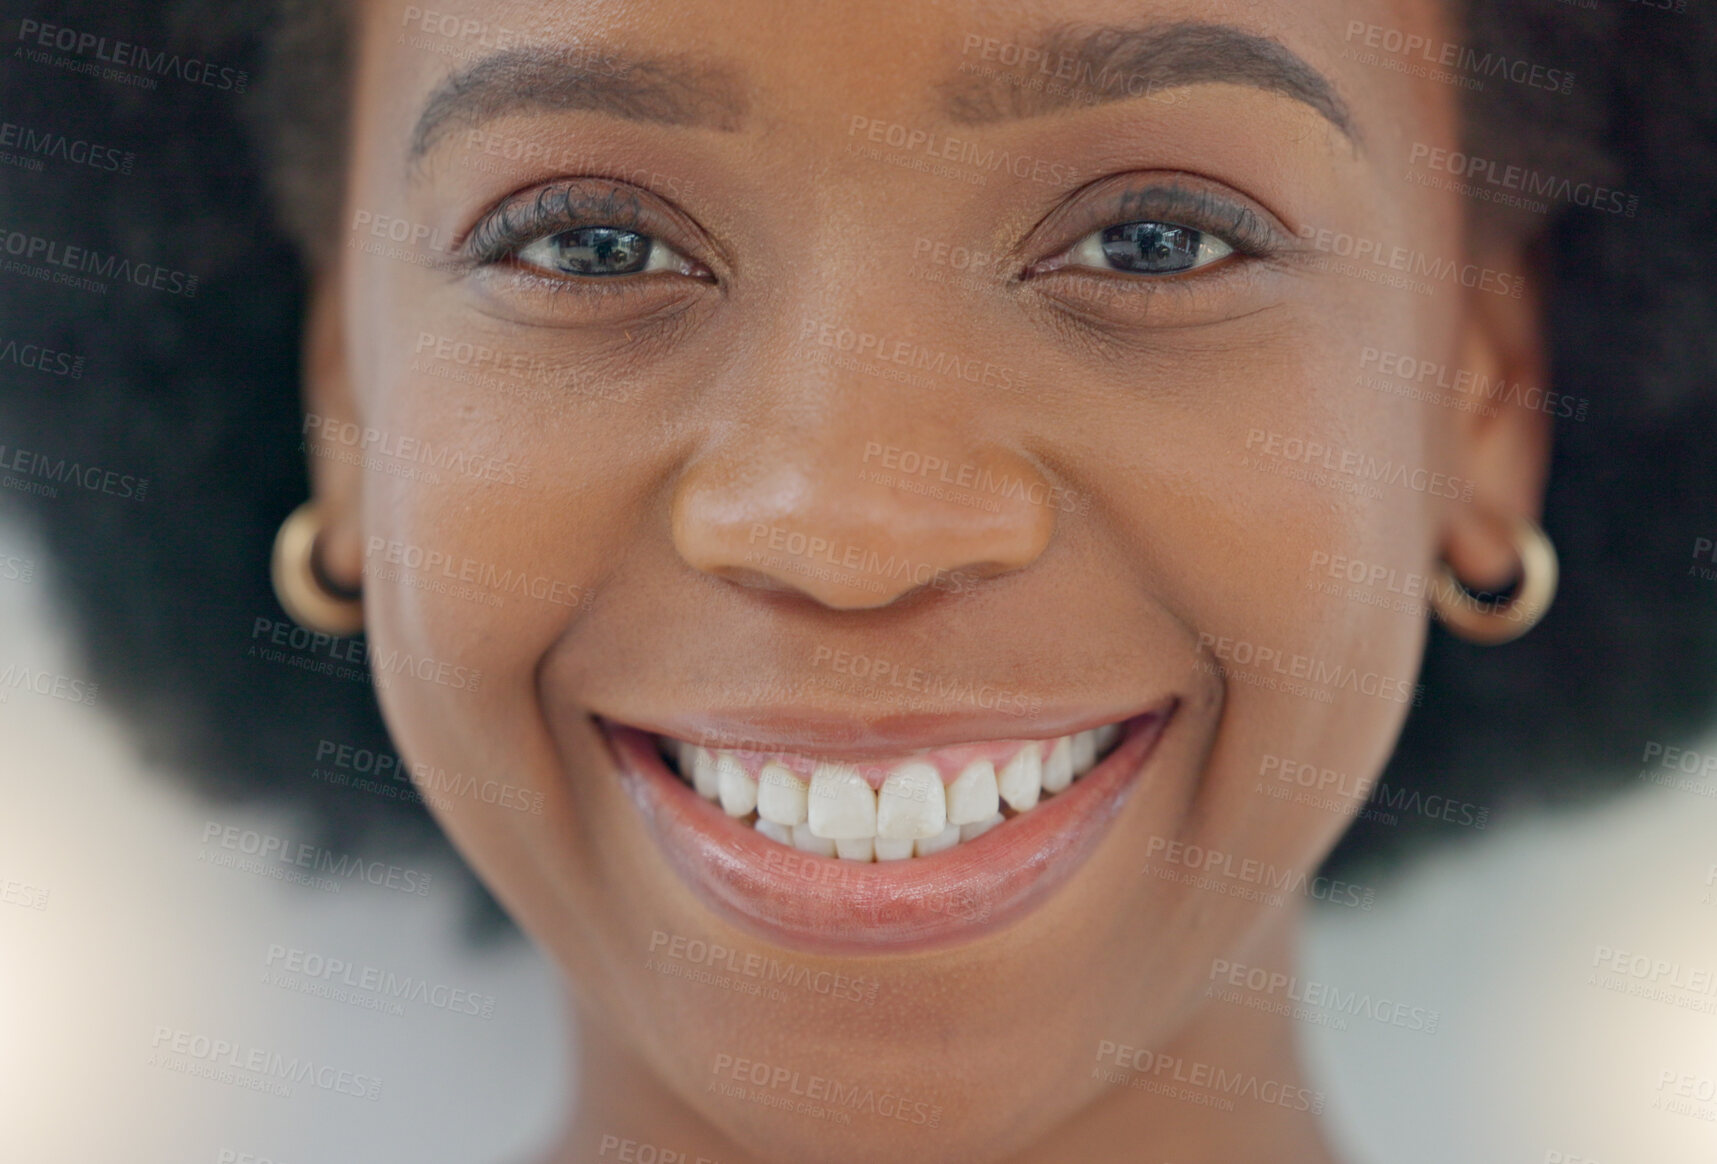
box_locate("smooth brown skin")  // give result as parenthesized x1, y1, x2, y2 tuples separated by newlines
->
(303, 0, 1549, 1159)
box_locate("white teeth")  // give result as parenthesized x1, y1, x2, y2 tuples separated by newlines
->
(755, 818, 792, 845)
(690, 746, 722, 800)
(792, 823, 837, 856)
(876, 761, 947, 840)
(1042, 735, 1075, 794)
(914, 823, 961, 857)
(1070, 729, 1096, 775)
(756, 762, 809, 826)
(959, 812, 1004, 842)
(667, 721, 1131, 859)
(946, 759, 1000, 825)
(835, 837, 875, 863)
(807, 763, 877, 839)
(998, 742, 1043, 811)
(717, 753, 758, 817)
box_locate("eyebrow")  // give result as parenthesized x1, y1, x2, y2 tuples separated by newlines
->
(407, 46, 748, 165)
(941, 22, 1361, 149)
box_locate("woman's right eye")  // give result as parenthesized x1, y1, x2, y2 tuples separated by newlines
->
(514, 226, 704, 279)
(1062, 221, 1236, 277)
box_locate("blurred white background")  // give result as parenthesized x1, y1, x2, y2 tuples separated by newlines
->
(3, 512, 1715, 1164)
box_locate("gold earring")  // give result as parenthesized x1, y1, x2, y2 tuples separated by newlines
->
(271, 502, 364, 636)
(1431, 516, 1558, 645)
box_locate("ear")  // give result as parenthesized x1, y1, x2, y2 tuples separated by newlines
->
(301, 274, 366, 593)
(1441, 236, 1554, 591)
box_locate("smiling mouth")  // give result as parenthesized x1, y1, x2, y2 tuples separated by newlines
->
(653, 724, 1126, 862)
(601, 702, 1177, 953)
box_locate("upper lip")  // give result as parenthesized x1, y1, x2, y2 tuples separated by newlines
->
(612, 704, 1169, 757)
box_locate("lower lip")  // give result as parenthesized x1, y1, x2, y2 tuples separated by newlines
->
(602, 706, 1175, 955)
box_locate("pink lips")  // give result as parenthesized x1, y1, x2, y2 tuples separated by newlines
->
(602, 704, 1175, 954)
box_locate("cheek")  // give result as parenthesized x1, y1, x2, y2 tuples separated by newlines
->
(344, 352, 626, 857)
(1102, 327, 1442, 873)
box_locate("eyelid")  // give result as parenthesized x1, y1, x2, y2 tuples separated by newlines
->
(1053, 227, 1234, 277)
(457, 177, 718, 280)
(1098, 186, 1283, 258)
(1019, 175, 1295, 282)
(514, 228, 704, 278)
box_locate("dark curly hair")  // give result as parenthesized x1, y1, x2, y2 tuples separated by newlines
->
(1, 0, 1714, 936)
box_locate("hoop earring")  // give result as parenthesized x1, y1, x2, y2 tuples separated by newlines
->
(1430, 516, 1558, 645)
(271, 502, 364, 636)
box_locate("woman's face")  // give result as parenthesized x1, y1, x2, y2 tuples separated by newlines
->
(309, 0, 1546, 1157)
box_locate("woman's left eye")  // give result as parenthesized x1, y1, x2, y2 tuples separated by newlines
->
(515, 226, 701, 278)
(1060, 221, 1234, 276)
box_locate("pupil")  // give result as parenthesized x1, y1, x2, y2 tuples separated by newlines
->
(1100, 222, 1202, 274)
(550, 227, 650, 275)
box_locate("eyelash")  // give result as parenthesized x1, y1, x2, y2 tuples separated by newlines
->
(462, 178, 1278, 295)
(1092, 185, 1279, 261)
(467, 182, 650, 263)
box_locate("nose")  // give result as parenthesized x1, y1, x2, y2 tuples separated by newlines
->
(673, 432, 1057, 610)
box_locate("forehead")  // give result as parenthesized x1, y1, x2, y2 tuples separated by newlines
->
(357, 0, 1450, 166)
